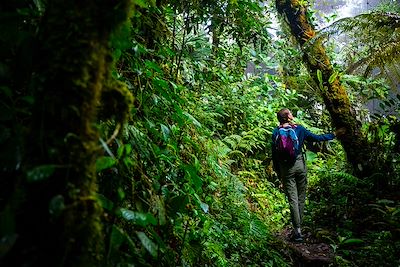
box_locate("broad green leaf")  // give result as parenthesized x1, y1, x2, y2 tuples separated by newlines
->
(160, 123, 170, 141)
(107, 225, 138, 260)
(200, 202, 209, 213)
(193, 155, 200, 170)
(133, 0, 155, 8)
(21, 96, 34, 105)
(95, 156, 116, 172)
(124, 143, 132, 155)
(118, 208, 157, 226)
(97, 193, 114, 211)
(117, 187, 126, 200)
(133, 0, 147, 8)
(203, 220, 211, 234)
(305, 151, 317, 162)
(49, 195, 65, 217)
(26, 165, 55, 182)
(185, 164, 202, 190)
(183, 111, 202, 128)
(317, 69, 323, 87)
(123, 157, 135, 168)
(136, 231, 158, 257)
(328, 71, 338, 84)
(107, 225, 137, 258)
(153, 77, 169, 89)
(117, 145, 124, 158)
(145, 60, 162, 73)
(191, 174, 203, 190)
(109, 225, 125, 252)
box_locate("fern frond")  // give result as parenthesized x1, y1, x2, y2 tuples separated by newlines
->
(330, 171, 359, 184)
(215, 142, 232, 158)
(310, 12, 400, 84)
(315, 12, 400, 42)
(248, 218, 268, 238)
(223, 134, 242, 149)
(359, 40, 400, 76)
(237, 170, 258, 179)
(123, 125, 155, 160)
(228, 150, 246, 158)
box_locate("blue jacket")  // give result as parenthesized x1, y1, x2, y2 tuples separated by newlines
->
(272, 124, 335, 162)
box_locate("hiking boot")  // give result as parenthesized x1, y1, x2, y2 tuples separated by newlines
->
(290, 232, 304, 243)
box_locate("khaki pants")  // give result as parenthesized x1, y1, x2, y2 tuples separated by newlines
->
(277, 154, 307, 229)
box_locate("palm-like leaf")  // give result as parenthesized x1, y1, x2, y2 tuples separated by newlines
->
(312, 12, 400, 86)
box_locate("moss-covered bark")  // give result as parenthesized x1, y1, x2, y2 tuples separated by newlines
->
(5, 1, 133, 266)
(275, 0, 374, 176)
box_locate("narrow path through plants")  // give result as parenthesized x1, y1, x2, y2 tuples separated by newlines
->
(275, 227, 335, 266)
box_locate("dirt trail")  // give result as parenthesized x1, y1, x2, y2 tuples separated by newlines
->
(275, 227, 335, 266)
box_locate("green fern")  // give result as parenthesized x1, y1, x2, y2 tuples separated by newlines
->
(248, 218, 269, 238)
(330, 171, 359, 184)
(203, 241, 228, 267)
(223, 134, 242, 149)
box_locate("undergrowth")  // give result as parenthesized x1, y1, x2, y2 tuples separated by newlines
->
(306, 137, 400, 266)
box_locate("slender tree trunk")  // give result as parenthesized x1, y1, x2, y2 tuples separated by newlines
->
(275, 0, 374, 177)
(5, 1, 133, 266)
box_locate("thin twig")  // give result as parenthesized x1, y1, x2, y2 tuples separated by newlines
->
(106, 123, 121, 145)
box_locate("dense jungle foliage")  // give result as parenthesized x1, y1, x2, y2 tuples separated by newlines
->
(0, 0, 399, 266)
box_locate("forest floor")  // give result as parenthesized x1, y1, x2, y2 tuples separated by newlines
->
(275, 227, 335, 267)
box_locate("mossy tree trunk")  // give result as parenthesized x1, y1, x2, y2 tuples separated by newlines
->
(6, 1, 133, 266)
(275, 0, 374, 177)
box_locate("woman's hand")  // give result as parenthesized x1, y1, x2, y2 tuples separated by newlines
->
(334, 127, 346, 137)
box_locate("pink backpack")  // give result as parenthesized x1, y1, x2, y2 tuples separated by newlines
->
(275, 125, 299, 162)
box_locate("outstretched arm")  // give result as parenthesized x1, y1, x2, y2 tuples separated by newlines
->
(303, 126, 346, 142)
(303, 127, 335, 142)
